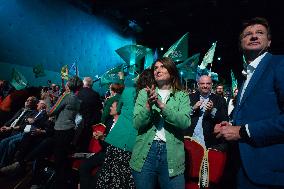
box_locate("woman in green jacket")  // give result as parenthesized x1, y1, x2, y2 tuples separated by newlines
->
(130, 57, 191, 189)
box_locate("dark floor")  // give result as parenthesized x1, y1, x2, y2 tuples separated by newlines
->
(0, 162, 79, 189)
(0, 170, 32, 189)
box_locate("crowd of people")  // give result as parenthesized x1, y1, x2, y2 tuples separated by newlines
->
(0, 17, 283, 189)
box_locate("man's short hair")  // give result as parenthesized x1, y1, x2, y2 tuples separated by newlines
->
(216, 84, 224, 88)
(240, 17, 271, 40)
(83, 77, 93, 87)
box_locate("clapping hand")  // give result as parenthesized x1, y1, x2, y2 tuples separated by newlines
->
(145, 85, 165, 110)
(204, 100, 214, 111)
(193, 100, 204, 111)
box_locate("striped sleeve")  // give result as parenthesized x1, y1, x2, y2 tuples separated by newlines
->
(49, 92, 69, 116)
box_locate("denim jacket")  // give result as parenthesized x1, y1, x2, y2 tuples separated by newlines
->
(130, 88, 191, 177)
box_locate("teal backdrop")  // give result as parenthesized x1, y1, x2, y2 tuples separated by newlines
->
(0, 0, 135, 92)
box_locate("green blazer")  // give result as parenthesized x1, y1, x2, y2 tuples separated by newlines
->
(105, 87, 137, 152)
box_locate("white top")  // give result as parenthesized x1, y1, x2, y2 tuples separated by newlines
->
(228, 99, 234, 116)
(153, 89, 171, 142)
(109, 118, 118, 132)
(239, 52, 267, 137)
(240, 52, 267, 103)
(192, 95, 210, 147)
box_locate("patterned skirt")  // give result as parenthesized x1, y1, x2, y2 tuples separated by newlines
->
(95, 145, 135, 189)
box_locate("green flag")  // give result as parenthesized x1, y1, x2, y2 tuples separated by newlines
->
(33, 64, 46, 78)
(242, 54, 248, 70)
(116, 44, 147, 75)
(209, 71, 219, 81)
(176, 53, 200, 80)
(125, 64, 138, 75)
(115, 44, 147, 65)
(163, 32, 189, 62)
(100, 64, 125, 86)
(231, 70, 238, 92)
(199, 41, 217, 69)
(144, 48, 154, 69)
(10, 68, 28, 90)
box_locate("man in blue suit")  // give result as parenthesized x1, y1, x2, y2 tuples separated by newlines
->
(214, 17, 284, 188)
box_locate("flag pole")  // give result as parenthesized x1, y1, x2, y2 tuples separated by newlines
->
(180, 71, 183, 87)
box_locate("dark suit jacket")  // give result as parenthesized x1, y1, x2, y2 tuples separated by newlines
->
(77, 87, 102, 125)
(185, 92, 229, 151)
(0, 108, 37, 138)
(17, 110, 53, 160)
(32, 110, 53, 136)
(233, 53, 284, 186)
(4, 108, 37, 130)
(75, 88, 102, 151)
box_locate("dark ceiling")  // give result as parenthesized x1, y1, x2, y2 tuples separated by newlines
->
(70, 0, 284, 81)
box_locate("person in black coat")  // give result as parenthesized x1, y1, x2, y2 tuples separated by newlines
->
(76, 77, 103, 151)
(185, 75, 229, 150)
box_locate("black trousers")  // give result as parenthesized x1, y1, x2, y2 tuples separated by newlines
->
(15, 133, 46, 163)
(79, 151, 106, 189)
(29, 137, 55, 186)
(53, 128, 75, 189)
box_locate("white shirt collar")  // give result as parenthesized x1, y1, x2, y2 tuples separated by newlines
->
(248, 52, 267, 70)
(247, 52, 267, 71)
(242, 52, 267, 76)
